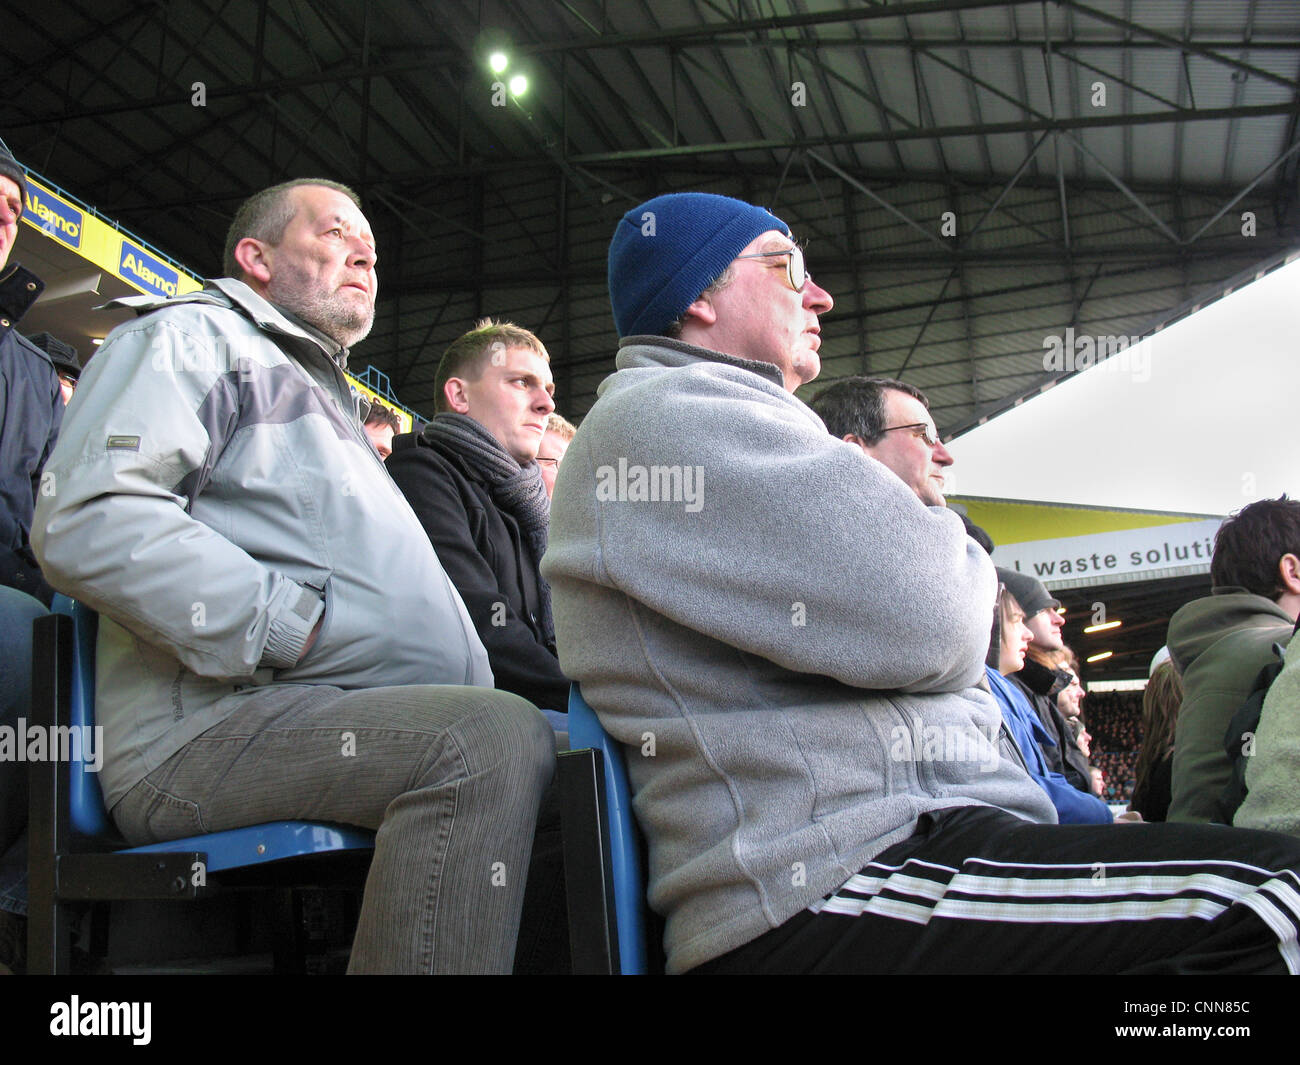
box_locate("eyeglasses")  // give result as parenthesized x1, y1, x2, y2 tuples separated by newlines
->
(881, 422, 941, 447)
(732, 244, 807, 292)
(536, 456, 561, 468)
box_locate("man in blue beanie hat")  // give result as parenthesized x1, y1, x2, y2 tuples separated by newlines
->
(543, 190, 1300, 976)
(605, 191, 830, 392)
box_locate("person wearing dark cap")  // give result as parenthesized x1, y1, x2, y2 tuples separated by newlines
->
(1001, 568, 1094, 793)
(0, 138, 62, 972)
(0, 141, 61, 604)
(985, 579, 1114, 824)
(544, 189, 1300, 976)
(27, 332, 80, 405)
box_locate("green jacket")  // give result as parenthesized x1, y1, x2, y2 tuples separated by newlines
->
(1234, 625, 1300, 836)
(1166, 588, 1294, 823)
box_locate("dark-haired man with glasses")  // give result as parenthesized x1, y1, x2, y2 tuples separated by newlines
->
(810, 375, 954, 507)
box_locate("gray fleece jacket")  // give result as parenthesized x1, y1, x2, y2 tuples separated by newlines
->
(542, 337, 1056, 974)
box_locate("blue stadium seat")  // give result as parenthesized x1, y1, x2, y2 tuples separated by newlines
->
(27, 595, 375, 973)
(557, 683, 656, 974)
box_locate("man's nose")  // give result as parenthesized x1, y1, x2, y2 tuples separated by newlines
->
(932, 440, 954, 466)
(535, 389, 555, 415)
(803, 277, 833, 313)
(350, 238, 376, 269)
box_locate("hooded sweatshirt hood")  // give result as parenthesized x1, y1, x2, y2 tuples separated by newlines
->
(1168, 587, 1294, 676)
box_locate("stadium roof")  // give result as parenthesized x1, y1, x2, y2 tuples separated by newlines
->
(4, 0, 1299, 424)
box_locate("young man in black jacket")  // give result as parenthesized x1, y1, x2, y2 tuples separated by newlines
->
(388, 318, 571, 973)
(387, 318, 569, 727)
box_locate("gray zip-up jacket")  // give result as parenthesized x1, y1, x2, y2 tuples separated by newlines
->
(33, 279, 491, 807)
(542, 337, 1055, 974)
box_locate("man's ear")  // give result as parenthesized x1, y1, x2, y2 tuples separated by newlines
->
(843, 433, 869, 452)
(1278, 552, 1300, 595)
(233, 237, 273, 287)
(682, 292, 718, 327)
(442, 377, 471, 415)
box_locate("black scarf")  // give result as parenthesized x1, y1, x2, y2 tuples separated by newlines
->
(421, 413, 553, 642)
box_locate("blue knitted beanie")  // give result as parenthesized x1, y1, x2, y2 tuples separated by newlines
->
(607, 192, 790, 338)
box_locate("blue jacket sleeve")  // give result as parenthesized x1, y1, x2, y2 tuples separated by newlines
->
(1038, 769, 1114, 824)
(986, 667, 1112, 824)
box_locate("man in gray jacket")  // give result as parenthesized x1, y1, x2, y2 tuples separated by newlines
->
(542, 190, 1300, 974)
(32, 179, 554, 973)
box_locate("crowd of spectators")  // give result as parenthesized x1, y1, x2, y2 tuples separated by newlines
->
(1082, 688, 1142, 806)
(1065, 685, 1205, 808)
(1084, 690, 1143, 752)
(1092, 751, 1138, 803)
(3, 158, 1300, 975)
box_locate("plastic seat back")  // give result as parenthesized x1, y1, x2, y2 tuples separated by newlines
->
(567, 684, 649, 975)
(46, 594, 374, 868)
(49, 594, 113, 837)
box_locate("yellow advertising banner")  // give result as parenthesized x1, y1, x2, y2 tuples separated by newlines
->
(22, 175, 203, 298)
(21, 172, 415, 432)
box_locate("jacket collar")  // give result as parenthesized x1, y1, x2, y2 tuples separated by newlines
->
(1167, 586, 1296, 674)
(1014, 654, 1066, 696)
(0, 263, 45, 337)
(614, 334, 788, 390)
(101, 277, 347, 366)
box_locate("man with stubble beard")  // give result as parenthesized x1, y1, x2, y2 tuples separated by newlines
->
(33, 179, 553, 973)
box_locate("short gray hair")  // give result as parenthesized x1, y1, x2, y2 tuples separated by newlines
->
(222, 178, 360, 279)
